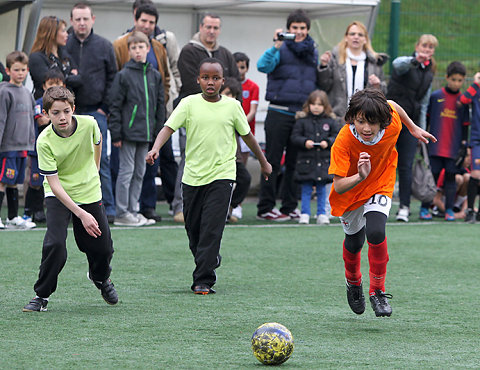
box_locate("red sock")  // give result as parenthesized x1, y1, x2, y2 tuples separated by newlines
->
(368, 238, 389, 295)
(343, 242, 362, 286)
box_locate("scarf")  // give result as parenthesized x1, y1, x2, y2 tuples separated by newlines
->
(285, 35, 317, 67)
(345, 48, 366, 100)
(349, 124, 385, 146)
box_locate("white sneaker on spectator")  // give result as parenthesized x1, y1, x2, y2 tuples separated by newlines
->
(137, 213, 156, 226)
(6, 216, 36, 229)
(0, 217, 5, 229)
(114, 212, 147, 227)
(231, 205, 242, 219)
(396, 206, 409, 222)
(299, 213, 310, 224)
(316, 214, 330, 225)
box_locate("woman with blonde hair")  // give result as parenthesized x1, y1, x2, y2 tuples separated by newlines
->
(318, 21, 388, 118)
(29, 16, 80, 99)
(386, 34, 439, 222)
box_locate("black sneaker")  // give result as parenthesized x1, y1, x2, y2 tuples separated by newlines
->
(465, 209, 475, 224)
(88, 273, 118, 305)
(193, 285, 216, 295)
(23, 297, 48, 312)
(346, 281, 365, 315)
(369, 290, 393, 317)
(141, 208, 162, 222)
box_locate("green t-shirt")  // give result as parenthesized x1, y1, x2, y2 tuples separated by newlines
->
(37, 115, 102, 204)
(166, 94, 250, 186)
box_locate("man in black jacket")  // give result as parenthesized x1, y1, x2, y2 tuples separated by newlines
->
(67, 2, 117, 223)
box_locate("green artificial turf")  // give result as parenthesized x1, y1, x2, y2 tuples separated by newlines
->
(1, 202, 479, 368)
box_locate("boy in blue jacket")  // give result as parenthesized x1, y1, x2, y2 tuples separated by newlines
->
(108, 31, 165, 227)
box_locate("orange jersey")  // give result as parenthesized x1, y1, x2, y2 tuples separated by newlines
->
(328, 104, 402, 216)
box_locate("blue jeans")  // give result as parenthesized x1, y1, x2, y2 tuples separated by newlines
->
(86, 111, 116, 217)
(300, 181, 326, 216)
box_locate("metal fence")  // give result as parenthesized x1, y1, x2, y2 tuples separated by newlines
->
(372, 0, 480, 89)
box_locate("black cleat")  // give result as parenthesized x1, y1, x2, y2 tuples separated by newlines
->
(346, 281, 365, 314)
(88, 273, 118, 305)
(23, 297, 48, 312)
(369, 290, 393, 317)
(193, 285, 216, 295)
(465, 209, 476, 223)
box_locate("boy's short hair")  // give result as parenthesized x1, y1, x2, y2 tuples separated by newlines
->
(6, 51, 28, 68)
(446, 61, 466, 77)
(221, 77, 243, 101)
(135, 3, 158, 22)
(345, 88, 392, 129)
(198, 57, 225, 75)
(43, 68, 65, 85)
(43, 86, 75, 112)
(127, 31, 150, 48)
(286, 9, 310, 30)
(233, 52, 249, 69)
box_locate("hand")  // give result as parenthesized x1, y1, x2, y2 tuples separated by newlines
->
(97, 108, 106, 116)
(474, 72, 480, 85)
(146, 149, 159, 165)
(320, 51, 331, 66)
(357, 152, 371, 180)
(79, 210, 101, 238)
(37, 115, 50, 126)
(113, 140, 122, 148)
(261, 161, 273, 181)
(305, 140, 314, 149)
(319, 140, 328, 149)
(368, 74, 381, 87)
(71, 68, 78, 76)
(411, 126, 437, 144)
(273, 28, 284, 49)
(415, 52, 430, 64)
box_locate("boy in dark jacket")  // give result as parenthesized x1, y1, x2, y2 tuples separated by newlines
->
(291, 90, 338, 224)
(108, 31, 165, 226)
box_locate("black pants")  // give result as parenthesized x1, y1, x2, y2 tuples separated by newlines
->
(396, 126, 417, 208)
(257, 109, 298, 215)
(183, 180, 233, 289)
(231, 162, 251, 208)
(34, 198, 114, 298)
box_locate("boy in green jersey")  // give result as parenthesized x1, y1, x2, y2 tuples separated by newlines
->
(23, 86, 118, 312)
(147, 58, 272, 294)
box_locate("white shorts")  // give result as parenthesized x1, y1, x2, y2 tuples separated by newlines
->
(339, 194, 392, 235)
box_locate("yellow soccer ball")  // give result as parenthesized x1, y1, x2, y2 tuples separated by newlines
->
(251, 322, 294, 365)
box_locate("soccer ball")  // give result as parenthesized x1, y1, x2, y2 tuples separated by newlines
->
(251, 322, 294, 365)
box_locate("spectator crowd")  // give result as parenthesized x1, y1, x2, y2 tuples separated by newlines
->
(1, 1, 479, 231)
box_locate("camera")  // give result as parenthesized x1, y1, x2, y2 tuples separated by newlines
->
(276, 32, 296, 41)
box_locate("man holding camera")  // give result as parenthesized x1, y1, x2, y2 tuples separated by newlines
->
(256, 9, 320, 221)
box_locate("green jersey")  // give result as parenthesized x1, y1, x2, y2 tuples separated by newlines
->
(37, 115, 102, 204)
(166, 94, 250, 186)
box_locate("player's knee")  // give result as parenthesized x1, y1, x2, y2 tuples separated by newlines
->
(366, 228, 385, 245)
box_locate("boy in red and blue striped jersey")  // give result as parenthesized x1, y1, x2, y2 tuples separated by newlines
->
(459, 68, 480, 222)
(420, 61, 469, 221)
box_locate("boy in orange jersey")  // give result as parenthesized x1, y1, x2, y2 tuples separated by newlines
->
(329, 88, 436, 317)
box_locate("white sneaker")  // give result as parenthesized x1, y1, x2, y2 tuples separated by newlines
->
(137, 213, 156, 226)
(231, 206, 243, 219)
(396, 206, 409, 222)
(316, 214, 330, 225)
(299, 213, 310, 224)
(114, 212, 147, 226)
(0, 218, 4, 229)
(6, 216, 36, 229)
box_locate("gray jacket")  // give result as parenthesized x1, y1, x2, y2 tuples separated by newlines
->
(317, 46, 388, 119)
(0, 82, 35, 152)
